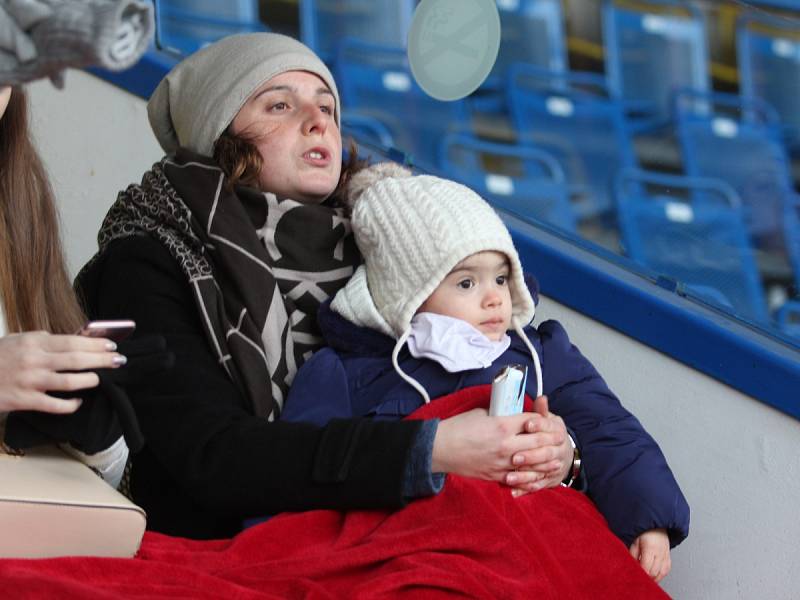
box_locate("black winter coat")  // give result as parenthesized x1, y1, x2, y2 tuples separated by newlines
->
(77, 235, 424, 540)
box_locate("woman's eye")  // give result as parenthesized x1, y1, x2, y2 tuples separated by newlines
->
(457, 279, 474, 290)
(496, 275, 508, 285)
(270, 102, 288, 112)
(320, 105, 333, 115)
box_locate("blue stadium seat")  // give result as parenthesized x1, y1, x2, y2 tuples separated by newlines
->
(508, 64, 636, 223)
(153, 0, 265, 56)
(475, 0, 567, 113)
(777, 300, 800, 338)
(341, 113, 395, 150)
(784, 194, 800, 293)
(674, 89, 795, 260)
(615, 169, 770, 324)
(300, 0, 415, 65)
(602, 0, 709, 131)
(336, 38, 471, 171)
(737, 11, 800, 153)
(439, 133, 576, 233)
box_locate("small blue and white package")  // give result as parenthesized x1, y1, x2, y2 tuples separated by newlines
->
(488, 364, 528, 416)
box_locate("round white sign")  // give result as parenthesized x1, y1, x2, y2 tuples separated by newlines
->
(407, 0, 501, 102)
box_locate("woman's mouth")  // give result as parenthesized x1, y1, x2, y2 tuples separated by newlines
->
(303, 147, 330, 165)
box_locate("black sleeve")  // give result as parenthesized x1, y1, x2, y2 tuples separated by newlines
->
(77, 235, 423, 539)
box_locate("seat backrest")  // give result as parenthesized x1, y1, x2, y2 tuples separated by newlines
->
(736, 11, 800, 148)
(300, 0, 415, 65)
(508, 64, 636, 222)
(602, 0, 709, 124)
(486, 0, 567, 88)
(341, 114, 396, 150)
(336, 38, 470, 171)
(154, 0, 265, 56)
(615, 169, 769, 323)
(777, 300, 800, 338)
(439, 133, 576, 233)
(674, 89, 792, 250)
(783, 196, 800, 294)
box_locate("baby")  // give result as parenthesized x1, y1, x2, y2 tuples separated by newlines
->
(283, 163, 689, 582)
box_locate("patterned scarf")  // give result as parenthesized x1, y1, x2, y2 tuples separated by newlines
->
(81, 149, 359, 419)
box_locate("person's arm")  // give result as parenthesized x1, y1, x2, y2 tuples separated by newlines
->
(629, 528, 672, 582)
(284, 349, 445, 499)
(60, 435, 128, 488)
(80, 235, 423, 519)
(0, 331, 124, 414)
(537, 319, 690, 548)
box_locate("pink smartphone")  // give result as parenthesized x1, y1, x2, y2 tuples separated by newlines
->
(77, 319, 136, 343)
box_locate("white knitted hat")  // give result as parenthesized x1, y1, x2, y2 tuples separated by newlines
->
(148, 32, 340, 156)
(332, 162, 535, 338)
(331, 163, 541, 403)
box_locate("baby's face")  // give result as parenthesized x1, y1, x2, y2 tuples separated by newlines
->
(417, 251, 512, 341)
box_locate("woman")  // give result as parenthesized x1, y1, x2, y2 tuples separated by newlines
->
(76, 33, 574, 539)
(0, 85, 128, 484)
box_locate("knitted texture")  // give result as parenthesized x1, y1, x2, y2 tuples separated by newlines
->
(331, 163, 535, 338)
(148, 32, 340, 156)
(0, 0, 153, 88)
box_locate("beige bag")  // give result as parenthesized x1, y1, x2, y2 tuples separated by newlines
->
(0, 443, 146, 558)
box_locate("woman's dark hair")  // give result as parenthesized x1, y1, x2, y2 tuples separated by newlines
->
(0, 87, 85, 334)
(212, 129, 367, 203)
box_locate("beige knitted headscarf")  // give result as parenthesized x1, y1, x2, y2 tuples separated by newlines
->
(147, 32, 340, 156)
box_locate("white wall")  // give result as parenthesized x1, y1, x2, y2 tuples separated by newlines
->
(30, 71, 800, 600)
(26, 70, 162, 277)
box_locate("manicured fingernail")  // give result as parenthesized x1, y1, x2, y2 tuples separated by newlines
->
(106, 341, 117, 351)
(112, 354, 127, 366)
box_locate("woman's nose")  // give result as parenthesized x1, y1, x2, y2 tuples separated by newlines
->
(301, 104, 328, 136)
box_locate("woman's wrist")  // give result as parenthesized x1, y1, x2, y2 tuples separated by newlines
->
(402, 419, 444, 498)
(560, 433, 582, 488)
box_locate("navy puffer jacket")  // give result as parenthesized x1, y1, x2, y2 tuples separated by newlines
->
(283, 280, 690, 548)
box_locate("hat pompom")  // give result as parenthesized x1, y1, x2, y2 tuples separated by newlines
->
(344, 162, 412, 208)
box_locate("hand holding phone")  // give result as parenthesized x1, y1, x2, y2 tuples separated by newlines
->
(78, 320, 136, 343)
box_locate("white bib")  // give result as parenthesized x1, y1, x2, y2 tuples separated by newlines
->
(406, 312, 510, 373)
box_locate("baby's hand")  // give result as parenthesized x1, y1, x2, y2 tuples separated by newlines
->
(629, 528, 671, 582)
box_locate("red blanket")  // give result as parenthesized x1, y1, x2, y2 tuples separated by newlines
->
(0, 386, 669, 599)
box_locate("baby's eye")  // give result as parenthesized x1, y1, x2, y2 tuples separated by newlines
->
(496, 275, 508, 286)
(457, 279, 474, 290)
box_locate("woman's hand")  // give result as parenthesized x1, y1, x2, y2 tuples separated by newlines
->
(0, 332, 124, 414)
(629, 528, 671, 582)
(431, 397, 570, 492)
(505, 395, 573, 496)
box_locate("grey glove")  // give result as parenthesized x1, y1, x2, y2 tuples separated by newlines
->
(0, 0, 154, 88)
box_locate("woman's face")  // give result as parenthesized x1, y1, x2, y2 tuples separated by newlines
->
(0, 87, 11, 120)
(230, 71, 342, 203)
